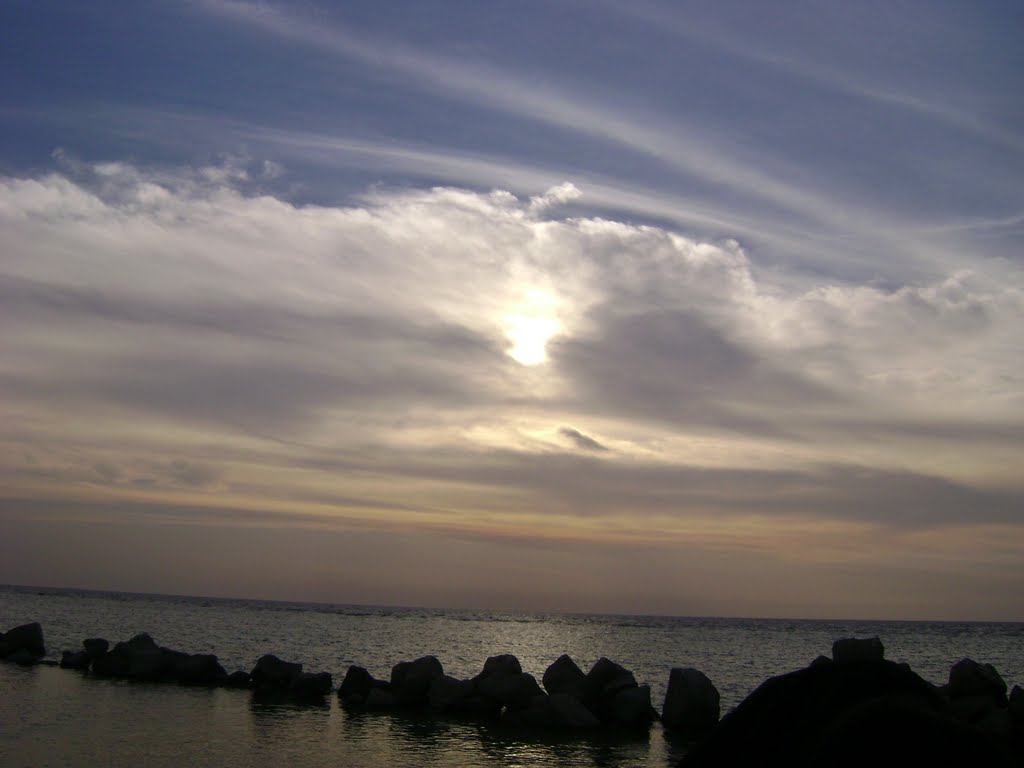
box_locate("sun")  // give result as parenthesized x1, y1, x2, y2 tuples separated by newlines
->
(503, 290, 560, 365)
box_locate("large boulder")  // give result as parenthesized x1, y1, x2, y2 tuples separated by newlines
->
(661, 667, 720, 739)
(91, 649, 132, 677)
(175, 653, 226, 686)
(82, 638, 109, 659)
(542, 654, 586, 699)
(0, 622, 46, 658)
(611, 684, 655, 726)
(832, 637, 885, 663)
(128, 648, 171, 681)
(501, 692, 602, 730)
(582, 657, 638, 723)
(250, 654, 303, 690)
(680, 658, 1015, 767)
(222, 670, 251, 688)
(339, 665, 376, 706)
(289, 671, 332, 699)
(7, 648, 41, 666)
(948, 659, 1008, 705)
(60, 650, 92, 670)
(478, 671, 544, 712)
(391, 655, 444, 708)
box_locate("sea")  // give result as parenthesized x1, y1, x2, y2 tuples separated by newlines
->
(2, 584, 1022, 768)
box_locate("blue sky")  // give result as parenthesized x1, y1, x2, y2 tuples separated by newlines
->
(1, 1, 1022, 619)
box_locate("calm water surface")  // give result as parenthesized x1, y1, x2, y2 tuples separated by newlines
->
(2, 586, 1022, 767)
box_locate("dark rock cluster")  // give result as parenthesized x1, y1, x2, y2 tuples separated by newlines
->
(339, 652, 657, 731)
(4, 621, 1021, 761)
(680, 635, 1023, 767)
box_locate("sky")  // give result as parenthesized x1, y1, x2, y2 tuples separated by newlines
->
(1, 0, 1022, 620)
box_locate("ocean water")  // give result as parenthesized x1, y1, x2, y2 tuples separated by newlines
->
(2, 585, 1022, 767)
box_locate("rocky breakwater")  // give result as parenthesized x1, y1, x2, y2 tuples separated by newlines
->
(340, 652, 658, 731)
(0, 621, 333, 701)
(680, 636, 1023, 767)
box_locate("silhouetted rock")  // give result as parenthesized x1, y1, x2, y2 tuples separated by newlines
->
(948, 658, 1008, 705)
(175, 653, 226, 686)
(391, 655, 444, 708)
(91, 649, 132, 677)
(8, 648, 41, 666)
(364, 684, 395, 710)
(583, 657, 638, 723)
(222, 670, 251, 688)
(250, 654, 303, 690)
(611, 684, 655, 726)
(474, 654, 522, 684)
(1010, 685, 1023, 724)
(0, 622, 45, 659)
(478, 671, 544, 711)
(123, 632, 158, 654)
(832, 636, 884, 663)
(661, 667, 720, 739)
(680, 658, 1015, 767)
(542, 654, 586, 698)
(289, 671, 332, 699)
(339, 665, 375, 705)
(503, 692, 600, 729)
(60, 650, 92, 670)
(83, 638, 109, 659)
(128, 648, 169, 681)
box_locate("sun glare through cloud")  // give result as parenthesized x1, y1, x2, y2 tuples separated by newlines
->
(503, 290, 561, 365)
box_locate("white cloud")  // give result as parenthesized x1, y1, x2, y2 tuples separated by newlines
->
(1, 161, 1021, 514)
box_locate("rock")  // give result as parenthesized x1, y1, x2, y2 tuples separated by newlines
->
(1010, 685, 1023, 724)
(810, 655, 833, 667)
(175, 653, 226, 686)
(948, 659, 1008, 705)
(222, 670, 251, 688)
(124, 633, 158, 653)
(428, 674, 475, 711)
(662, 667, 720, 739)
(583, 657, 638, 722)
(680, 658, 1015, 767)
(832, 637, 885, 663)
(289, 671, 332, 699)
(501, 692, 602, 730)
(83, 638, 109, 659)
(250, 654, 303, 690)
(339, 665, 375, 705)
(478, 671, 544, 711)
(1, 622, 46, 658)
(364, 685, 395, 710)
(129, 648, 170, 681)
(549, 692, 600, 728)
(475, 654, 522, 682)
(542, 654, 586, 698)
(391, 655, 444, 708)
(60, 650, 92, 670)
(8, 648, 41, 666)
(91, 650, 131, 677)
(611, 684, 654, 726)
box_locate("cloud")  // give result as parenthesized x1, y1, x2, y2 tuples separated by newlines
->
(1, 160, 1021, 558)
(559, 427, 608, 452)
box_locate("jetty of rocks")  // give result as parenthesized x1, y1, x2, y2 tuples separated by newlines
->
(2, 622, 1021, 762)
